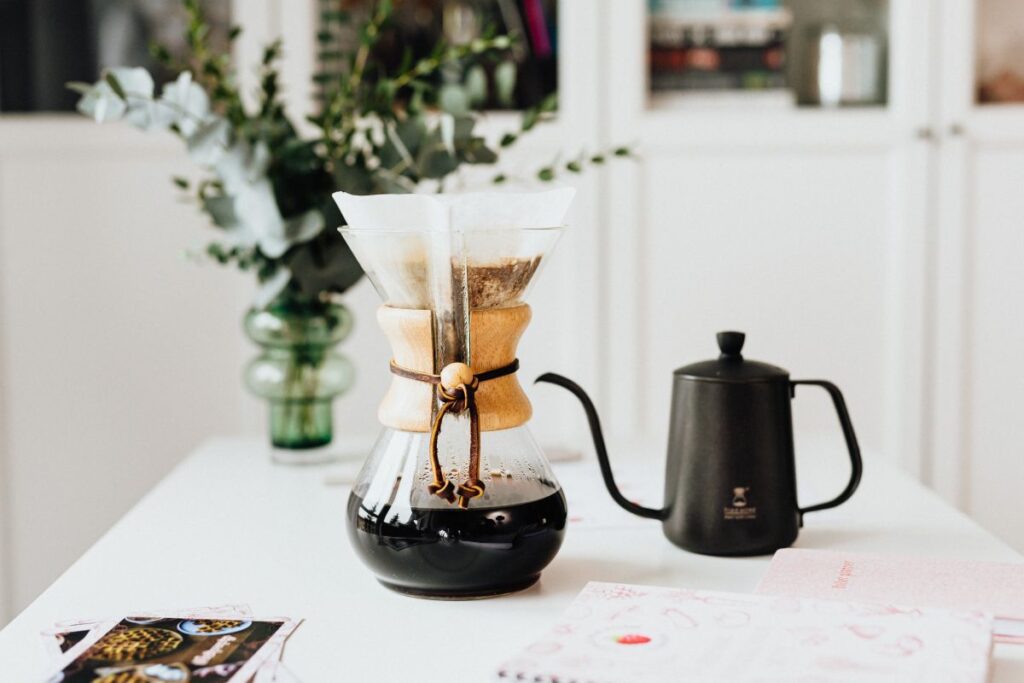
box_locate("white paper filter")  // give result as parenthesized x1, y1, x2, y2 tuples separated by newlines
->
(333, 189, 575, 310)
(332, 188, 576, 232)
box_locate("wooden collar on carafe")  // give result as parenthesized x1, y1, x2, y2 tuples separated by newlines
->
(378, 304, 533, 508)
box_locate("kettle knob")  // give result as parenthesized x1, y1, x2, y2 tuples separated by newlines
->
(716, 331, 745, 359)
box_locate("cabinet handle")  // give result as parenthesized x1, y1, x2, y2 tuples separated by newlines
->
(949, 123, 965, 137)
(915, 126, 934, 140)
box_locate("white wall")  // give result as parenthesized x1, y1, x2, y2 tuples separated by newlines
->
(0, 121, 255, 617)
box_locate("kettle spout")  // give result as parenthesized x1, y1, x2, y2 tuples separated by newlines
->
(535, 373, 667, 521)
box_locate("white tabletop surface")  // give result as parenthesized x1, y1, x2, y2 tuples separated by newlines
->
(2, 436, 1023, 681)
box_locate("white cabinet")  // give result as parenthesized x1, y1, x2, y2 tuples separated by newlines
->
(598, 0, 932, 475)
(929, 0, 1024, 547)
(596, 0, 1024, 550)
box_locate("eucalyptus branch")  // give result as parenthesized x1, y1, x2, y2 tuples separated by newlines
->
(494, 145, 636, 185)
(69, 0, 631, 301)
(347, 0, 393, 94)
(179, 0, 245, 125)
(498, 91, 558, 149)
(390, 35, 512, 91)
(319, 0, 393, 133)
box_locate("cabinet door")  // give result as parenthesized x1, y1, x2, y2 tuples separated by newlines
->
(601, 0, 932, 472)
(932, 0, 1024, 549)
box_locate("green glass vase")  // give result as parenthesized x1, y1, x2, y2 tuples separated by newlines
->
(244, 293, 355, 458)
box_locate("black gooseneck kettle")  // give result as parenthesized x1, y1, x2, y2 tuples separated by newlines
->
(537, 331, 863, 556)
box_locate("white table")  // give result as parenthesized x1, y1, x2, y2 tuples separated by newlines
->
(2, 436, 1022, 681)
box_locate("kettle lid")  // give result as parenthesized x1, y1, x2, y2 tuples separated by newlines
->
(674, 331, 788, 382)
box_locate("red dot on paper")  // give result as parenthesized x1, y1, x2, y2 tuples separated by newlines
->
(615, 634, 651, 645)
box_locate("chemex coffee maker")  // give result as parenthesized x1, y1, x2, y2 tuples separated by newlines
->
(539, 331, 863, 557)
(335, 189, 574, 598)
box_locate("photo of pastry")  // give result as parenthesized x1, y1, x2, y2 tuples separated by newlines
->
(49, 616, 295, 683)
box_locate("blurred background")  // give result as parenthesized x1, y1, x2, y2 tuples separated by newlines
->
(0, 0, 1022, 625)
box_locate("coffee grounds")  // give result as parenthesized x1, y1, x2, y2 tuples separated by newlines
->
(465, 256, 542, 309)
(390, 255, 542, 310)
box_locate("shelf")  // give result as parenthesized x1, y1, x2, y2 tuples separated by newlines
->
(966, 104, 1024, 144)
(649, 90, 796, 111)
(634, 106, 898, 151)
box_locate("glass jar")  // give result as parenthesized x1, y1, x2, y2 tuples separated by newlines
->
(244, 292, 355, 459)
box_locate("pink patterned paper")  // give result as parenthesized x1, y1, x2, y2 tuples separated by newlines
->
(755, 549, 1024, 643)
(496, 582, 992, 683)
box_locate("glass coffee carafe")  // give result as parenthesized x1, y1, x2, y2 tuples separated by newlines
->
(335, 189, 574, 598)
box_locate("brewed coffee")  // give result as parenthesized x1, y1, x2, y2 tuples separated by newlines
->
(347, 488, 567, 598)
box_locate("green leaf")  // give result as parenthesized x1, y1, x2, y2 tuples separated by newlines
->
(172, 176, 190, 190)
(375, 116, 424, 174)
(104, 72, 126, 100)
(408, 86, 425, 113)
(440, 85, 471, 116)
(494, 60, 517, 107)
(320, 9, 351, 24)
(375, 78, 397, 101)
(590, 155, 606, 164)
(262, 39, 282, 65)
(492, 173, 507, 184)
(521, 108, 539, 132)
(148, 42, 172, 65)
(188, 21, 211, 49)
(566, 161, 582, 173)
(202, 196, 238, 228)
(419, 149, 458, 179)
(537, 167, 555, 182)
(333, 163, 376, 196)
(397, 47, 414, 74)
(66, 81, 93, 95)
(395, 116, 426, 154)
(206, 243, 230, 264)
(229, 25, 243, 41)
(284, 207, 364, 295)
(453, 115, 476, 142)
(614, 146, 632, 157)
(465, 65, 487, 107)
(499, 132, 518, 147)
(463, 142, 497, 165)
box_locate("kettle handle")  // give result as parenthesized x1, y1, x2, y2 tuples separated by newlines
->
(792, 380, 863, 520)
(536, 373, 668, 521)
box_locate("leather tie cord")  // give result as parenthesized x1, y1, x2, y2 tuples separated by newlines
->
(390, 359, 520, 508)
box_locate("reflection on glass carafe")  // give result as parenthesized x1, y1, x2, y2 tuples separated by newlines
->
(336, 190, 574, 598)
